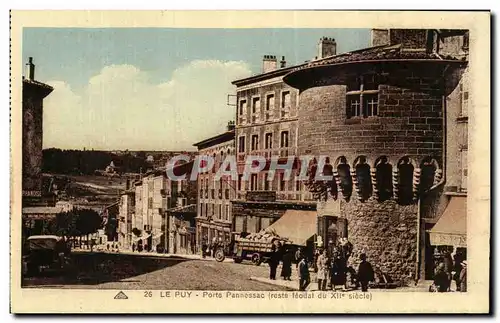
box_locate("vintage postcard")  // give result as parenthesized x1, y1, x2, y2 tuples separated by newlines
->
(10, 10, 490, 313)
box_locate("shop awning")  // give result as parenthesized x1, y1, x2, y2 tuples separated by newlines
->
(266, 210, 317, 246)
(428, 196, 467, 248)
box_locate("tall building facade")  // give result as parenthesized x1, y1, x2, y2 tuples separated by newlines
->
(21, 57, 54, 241)
(22, 57, 53, 205)
(131, 162, 196, 254)
(283, 29, 469, 283)
(193, 123, 236, 249)
(117, 187, 135, 250)
(230, 48, 341, 253)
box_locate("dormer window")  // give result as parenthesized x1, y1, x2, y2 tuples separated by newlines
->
(346, 75, 379, 118)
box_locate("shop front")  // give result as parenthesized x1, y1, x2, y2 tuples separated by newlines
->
(428, 195, 467, 278)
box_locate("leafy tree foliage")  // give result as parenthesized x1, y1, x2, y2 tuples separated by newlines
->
(48, 208, 103, 239)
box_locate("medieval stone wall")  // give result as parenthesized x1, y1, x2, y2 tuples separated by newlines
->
(22, 85, 44, 196)
(340, 198, 418, 284)
(297, 67, 444, 167)
(297, 65, 448, 284)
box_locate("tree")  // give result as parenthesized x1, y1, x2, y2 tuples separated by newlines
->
(48, 211, 78, 240)
(75, 208, 104, 248)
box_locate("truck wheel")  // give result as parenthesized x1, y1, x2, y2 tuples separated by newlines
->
(214, 249, 225, 262)
(251, 253, 262, 266)
(233, 257, 243, 264)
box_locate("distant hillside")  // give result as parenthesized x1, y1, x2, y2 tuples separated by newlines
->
(42, 173, 126, 209)
(42, 148, 195, 175)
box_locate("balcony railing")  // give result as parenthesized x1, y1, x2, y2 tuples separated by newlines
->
(237, 148, 297, 159)
(235, 190, 314, 202)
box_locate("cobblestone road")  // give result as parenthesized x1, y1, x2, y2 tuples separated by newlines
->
(22, 252, 296, 291)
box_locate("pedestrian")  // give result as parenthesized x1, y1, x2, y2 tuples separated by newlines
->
(201, 236, 208, 258)
(269, 241, 280, 280)
(453, 251, 463, 291)
(281, 248, 293, 281)
(295, 247, 303, 268)
(433, 262, 450, 292)
(443, 249, 454, 291)
(330, 248, 343, 290)
(332, 250, 347, 291)
(340, 237, 353, 263)
(132, 243, 136, 252)
(357, 253, 374, 292)
(459, 261, 467, 292)
(211, 237, 217, 257)
(316, 249, 329, 291)
(298, 255, 310, 291)
(312, 248, 320, 273)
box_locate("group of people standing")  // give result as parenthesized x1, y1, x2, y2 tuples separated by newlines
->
(266, 237, 376, 292)
(314, 238, 374, 292)
(432, 248, 467, 292)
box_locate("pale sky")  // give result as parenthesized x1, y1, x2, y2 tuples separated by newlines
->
(23, 28, 370, 151)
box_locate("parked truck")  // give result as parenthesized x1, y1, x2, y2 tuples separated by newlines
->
(214, 231, 294, 265)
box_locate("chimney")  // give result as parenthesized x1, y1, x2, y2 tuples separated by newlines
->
(317, 37, 337, 59)
(25, 57, 35, 80)
(371, 29, 390, 47)
(280, 56, 286, 68)
(227, 120, 235, 131)
(262, 55, 277, 73)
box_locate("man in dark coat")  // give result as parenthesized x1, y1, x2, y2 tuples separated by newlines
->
(331, 250, 347, 291)
(434, 262, 450, 292)
(357, 253, 374, 292)
(201, 236, 208, 258)
(281, 248, 293, 280)
(298, 255, 310, 291)
(269, 241, 281, 280)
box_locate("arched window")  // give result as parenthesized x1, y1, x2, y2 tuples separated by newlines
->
(354, 156, 372, 201)
(375, 156, 393, 202)
(397, 156, 414, 205)
(336, 156, 352, 200)
(420, 157, 438, 193)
